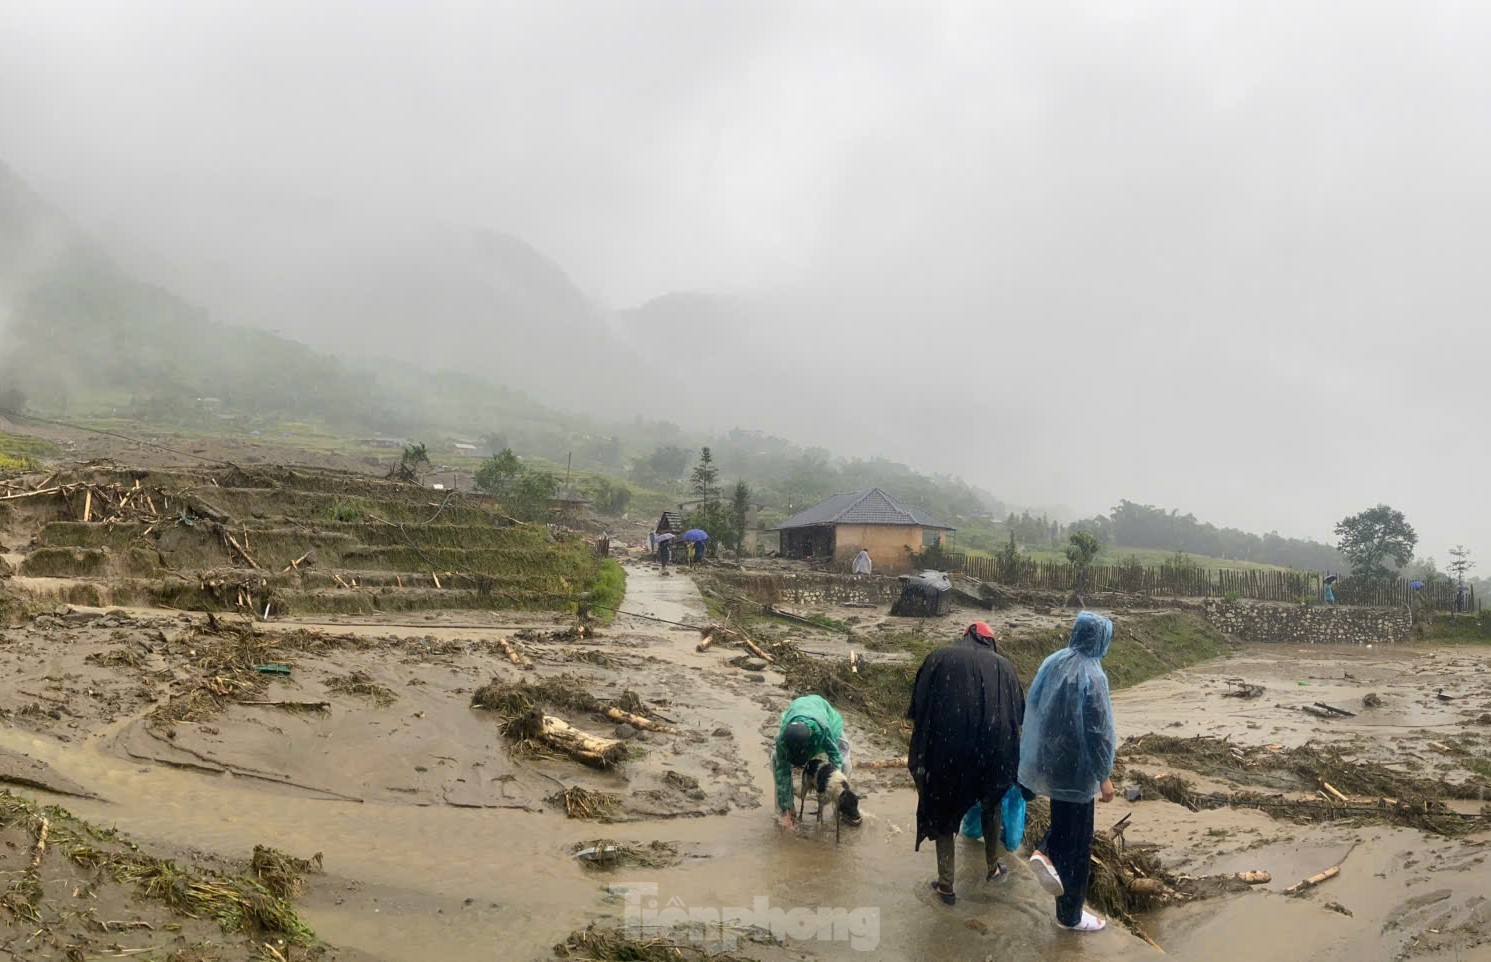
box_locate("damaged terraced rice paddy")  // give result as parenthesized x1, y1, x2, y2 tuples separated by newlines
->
(1, 458, 1490, 961)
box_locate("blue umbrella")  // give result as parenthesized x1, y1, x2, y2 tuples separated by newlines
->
(681, 529, 709, 543)
(1409, 580, 1426, 590)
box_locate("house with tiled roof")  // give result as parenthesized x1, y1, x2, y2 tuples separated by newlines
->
(771, 488, 954, 574)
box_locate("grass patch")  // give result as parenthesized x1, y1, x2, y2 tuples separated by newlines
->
(325, 498, 372, 522)
(0, 432, 59, 472)
(1420, 612, 1491, 645)
(589, 558, 626, 623)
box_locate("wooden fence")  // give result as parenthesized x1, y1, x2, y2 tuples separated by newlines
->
(940, 551, 1478, 610)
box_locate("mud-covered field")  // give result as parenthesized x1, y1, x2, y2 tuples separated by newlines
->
(2, 497, 1490, 959)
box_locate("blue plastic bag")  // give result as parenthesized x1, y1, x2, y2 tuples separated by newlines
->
(960, 802, 984, 839)
(959, 785, 1027, 850)
(1001, 784, 1026, 851)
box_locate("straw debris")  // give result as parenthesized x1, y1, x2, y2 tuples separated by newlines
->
(250, 845, 325, 899)
(549, 786, 623, 820)
(324, 671, 397, 707)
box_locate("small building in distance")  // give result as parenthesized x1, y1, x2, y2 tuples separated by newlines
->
(772, 488, 954, 574)
(655, 511, 687, 536)
(549, 486, 593, 521)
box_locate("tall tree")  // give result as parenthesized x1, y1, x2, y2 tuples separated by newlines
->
(1449, 545, 1476, 587)
(730, 480, 751, 554)
(690, 446, 720, 504)
(1065, 530, 1102, 593)
(1335, 505, 1418, 583)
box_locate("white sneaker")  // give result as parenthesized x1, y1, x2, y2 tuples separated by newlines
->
(1029, 851, 1065, 897)
(1058, 910, 1106, 932)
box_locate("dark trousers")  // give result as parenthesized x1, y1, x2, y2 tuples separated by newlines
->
(933, 783, 1010, 891)
(1040, 798, 1095, 925)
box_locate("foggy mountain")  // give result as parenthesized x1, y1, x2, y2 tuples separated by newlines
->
(49, 180, 633, 413)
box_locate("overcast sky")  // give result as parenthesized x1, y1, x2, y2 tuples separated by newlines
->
(3, 0, 1488, 562)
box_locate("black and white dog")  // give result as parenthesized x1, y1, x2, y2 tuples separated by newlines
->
(797, 754, 863, 842)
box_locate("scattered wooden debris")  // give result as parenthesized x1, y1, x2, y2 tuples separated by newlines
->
(1320, 782, 1348, 804)
(1313, 702, 1356, 718)
(1223, 680, 1265, 699)
(605, 707, 676, 734)
(1362, 692, 1384, 708)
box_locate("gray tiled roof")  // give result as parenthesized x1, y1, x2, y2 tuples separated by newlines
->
(772, 488, 954, 531)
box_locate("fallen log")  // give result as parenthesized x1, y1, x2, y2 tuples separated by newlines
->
(1321, 782, 1348, 804)
(1285, 842, 1357, 897)
(1313, 702, 1356, 718)
(695, 632, 715, 653)
(862, 756, 909, 770)
(82, 488, 92, 523)
(849, 650, 862, 674)
(1300, 705, 1337, 719)
(605, 707, 676, 734)
(514, 709, 626, 768)
(281, 551, 312, 573)
(737, 634, 774, 664)
(495, 637, 533, 668)
(1128, 878, 1167, 896)
(1229, 871, 1271, 884)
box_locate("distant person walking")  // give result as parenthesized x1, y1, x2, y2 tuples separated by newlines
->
(852, 548, 873, 577)
(1323, 574, 1338, 606)
(1456, 584, 1468, 613)
(907, 622, 1026, 905)
(1020, 611, 1117, 933)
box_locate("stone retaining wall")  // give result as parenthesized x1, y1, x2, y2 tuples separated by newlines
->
(701, 570, 902, 608)
(1203, 600, 1411, 645)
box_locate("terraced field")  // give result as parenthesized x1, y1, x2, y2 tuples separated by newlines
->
(0, 463, 621, 619)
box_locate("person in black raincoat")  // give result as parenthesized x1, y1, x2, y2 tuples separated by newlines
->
(907, 621, 1026, 905)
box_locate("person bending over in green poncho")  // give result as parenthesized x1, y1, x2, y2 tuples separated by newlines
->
(772, 694, 862, 830)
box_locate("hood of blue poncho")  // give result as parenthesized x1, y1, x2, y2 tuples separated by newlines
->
(1068, 611, 1113, 658)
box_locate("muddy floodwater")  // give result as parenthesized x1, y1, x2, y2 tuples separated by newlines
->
(2, 563, 1490, 961)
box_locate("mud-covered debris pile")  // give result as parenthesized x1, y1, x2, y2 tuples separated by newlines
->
(250, 844, 325, 899)
(550, 786, 622, 820)
(554, 924, 764, 962)
(571, 840, 679, 870)
(0, 790, 318, 953)
(1121, 733, 1491, 801)
(325, 670, 397, 706)
(147, 618, 331, 730)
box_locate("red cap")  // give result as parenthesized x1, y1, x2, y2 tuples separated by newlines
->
(967, 621, 996, 639)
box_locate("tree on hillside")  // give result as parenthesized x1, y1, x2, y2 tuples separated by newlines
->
(1449, 545, 1476, 587)
(392, 443, 430, 483)
(730, 480, 752, 554)
(690, 447, 720, 504)
(1335, 505, 1417, 583)
(474, 448, 524, 495)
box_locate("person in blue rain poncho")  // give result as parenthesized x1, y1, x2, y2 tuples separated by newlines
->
(1018, 611, 1118, 933)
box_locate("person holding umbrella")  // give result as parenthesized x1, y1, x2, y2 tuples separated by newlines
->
(655, 531, 676, 569)
(1323, 573, 1338, 605)
(682, 528, 709, 565)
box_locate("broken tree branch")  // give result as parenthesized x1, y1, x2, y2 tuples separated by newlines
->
(605, 707, 676, 734)
(1285, 842, 1358, 897)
